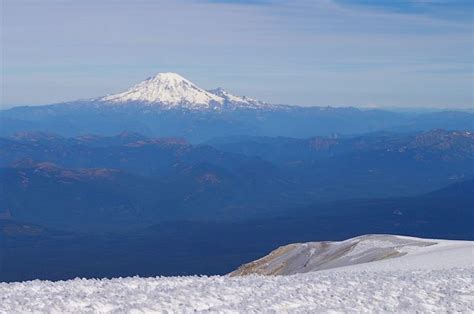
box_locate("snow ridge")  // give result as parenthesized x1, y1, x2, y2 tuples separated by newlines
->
(230, 234, 474, 276)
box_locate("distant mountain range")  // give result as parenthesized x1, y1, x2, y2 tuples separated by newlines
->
(1, 73, 473, 141)
(1, 130, 472, 232)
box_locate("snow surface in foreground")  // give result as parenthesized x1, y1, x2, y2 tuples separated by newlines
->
(1, 235, 473, 313)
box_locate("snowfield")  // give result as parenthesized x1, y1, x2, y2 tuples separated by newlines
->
(1, 235, 473, 313)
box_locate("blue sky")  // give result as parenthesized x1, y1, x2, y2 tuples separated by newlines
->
(1, 0, 473, 108)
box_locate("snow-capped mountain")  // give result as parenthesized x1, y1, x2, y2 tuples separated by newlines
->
(100, 72, 269, 110)
(101, 72, 223, 108)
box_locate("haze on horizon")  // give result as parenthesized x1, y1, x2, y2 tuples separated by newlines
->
(1, 0, 473, 109)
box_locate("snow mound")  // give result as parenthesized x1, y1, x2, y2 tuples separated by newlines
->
(230, 234, 474, 276)
(1, 235, 472, 312)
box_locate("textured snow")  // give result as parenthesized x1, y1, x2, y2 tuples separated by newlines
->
(101, 72, 224, 108)
(1, 235, 473, 313)
(2, 268, 472, 313)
